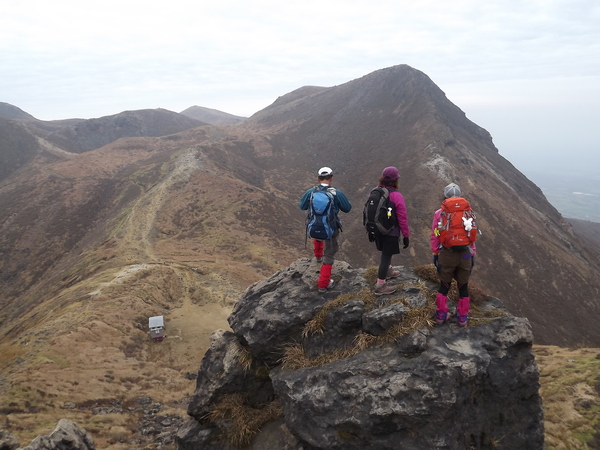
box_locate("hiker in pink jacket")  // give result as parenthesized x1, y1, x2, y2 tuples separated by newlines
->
(371, 166, 410, 296)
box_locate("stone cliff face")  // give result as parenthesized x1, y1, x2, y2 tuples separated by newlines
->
(177, 259, 545, 449)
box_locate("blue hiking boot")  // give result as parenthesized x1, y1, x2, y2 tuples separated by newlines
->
(435, 310, 449, 325)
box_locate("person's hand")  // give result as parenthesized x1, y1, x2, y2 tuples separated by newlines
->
(433, 254, 441, 274)
(402, 237, 409, 248)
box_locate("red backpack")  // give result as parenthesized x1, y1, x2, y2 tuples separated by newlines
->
(439, 197, 477, 249)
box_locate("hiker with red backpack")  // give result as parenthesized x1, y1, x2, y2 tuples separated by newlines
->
(430, 183, 478, 327)
(363, 166, 410, 296)
(299, 167, 352, 293)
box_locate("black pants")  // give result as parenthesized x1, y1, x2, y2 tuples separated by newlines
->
(376, 234, 400, 280)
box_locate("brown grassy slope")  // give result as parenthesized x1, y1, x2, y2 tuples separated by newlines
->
(0, 117, 41, 181)
(534, 346, 600, 449)
(569, 218, 600, 252)
(0, 124, 302, 447)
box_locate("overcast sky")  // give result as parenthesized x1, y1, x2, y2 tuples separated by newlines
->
(2, 0, 599, 176)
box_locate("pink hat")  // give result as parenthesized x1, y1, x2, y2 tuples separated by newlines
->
(381, 166, 399, 181)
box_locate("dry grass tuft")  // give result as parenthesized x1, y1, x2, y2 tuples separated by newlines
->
(282, 285, 438, 371)
(236, 345, 254, 373)
(363, 266, 379, 285)
(379, 302, 437, 342)
(280, 343, 365, 371)
(279, 343, 312, 371)
(208, 393, 283, 448)
(413, 264, 439, 283)
(468, 304, 509, 325)
(468, 283, 488, 304)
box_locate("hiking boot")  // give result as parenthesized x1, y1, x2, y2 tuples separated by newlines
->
(456, 297, 470, 327)
(373, 282, 397, 296)
(318, 279, 335, 293)
(456, 312, 468, 327)
(315, 257, 323, 263)
(386, 266, 401, 279)
(435, 310, 449, 325)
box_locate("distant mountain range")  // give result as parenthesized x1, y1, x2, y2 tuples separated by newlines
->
(1, 65, 599, 346)
(1, 64, 600, 444)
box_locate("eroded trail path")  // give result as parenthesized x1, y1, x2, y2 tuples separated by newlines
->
(120, 147, 203, 263)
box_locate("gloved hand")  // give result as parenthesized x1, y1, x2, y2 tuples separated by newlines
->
(402, 237, 409, 248)
(433, 254, 441, 274)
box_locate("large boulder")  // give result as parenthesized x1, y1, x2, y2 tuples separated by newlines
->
(20, 419, 94, 450)
(271, 317, 542, 449)
(178, 259, 545, 449)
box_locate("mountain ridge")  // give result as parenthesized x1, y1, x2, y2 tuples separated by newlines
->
(1, 63, 599, 446)
(180, 105, 246, 125)
(1, 65, 598, 345)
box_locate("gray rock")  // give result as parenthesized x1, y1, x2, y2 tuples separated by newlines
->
(395, 328, 430, 354)
(187, 329, 274, 420)
(0, 429, 20, 450)
(179, 260, 545, 450)
(176, 419, 220, 450)
(362, 302, 409, 335)
(400, 285, 429, 308)
(248, 419, 316, 450)
(228, 259, 367, 366)
(303, 298, 364, 358)
(21, 419, 94, 450)
(271, 317, 543, 449)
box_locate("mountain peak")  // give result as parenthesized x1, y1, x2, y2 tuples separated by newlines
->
(0, 101, 37, 120)
(180, 105, 246, 125)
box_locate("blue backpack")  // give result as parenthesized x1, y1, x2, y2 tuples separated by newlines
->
(306, 187, 337, 240)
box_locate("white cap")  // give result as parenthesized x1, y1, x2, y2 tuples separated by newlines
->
(318, 167, 333, 176)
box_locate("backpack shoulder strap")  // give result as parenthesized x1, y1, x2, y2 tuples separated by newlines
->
(373, 186, 389, 197)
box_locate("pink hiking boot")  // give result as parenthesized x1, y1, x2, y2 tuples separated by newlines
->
(435, 292, 449, 324)
(456, 297, 470, 327)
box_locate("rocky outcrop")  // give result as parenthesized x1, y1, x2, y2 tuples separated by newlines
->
(0, 429, 20, 450)
(177, 259, 545, 449)
(0, 419, 94, 450)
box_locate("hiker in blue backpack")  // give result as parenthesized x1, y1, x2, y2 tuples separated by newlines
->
(299, 167, 352, 293)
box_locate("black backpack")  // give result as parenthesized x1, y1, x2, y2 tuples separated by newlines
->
(363, 187, 397, 242)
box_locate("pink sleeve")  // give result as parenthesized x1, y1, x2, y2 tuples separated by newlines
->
(430, 209, 442, 254)
(390, 191, 410, 238)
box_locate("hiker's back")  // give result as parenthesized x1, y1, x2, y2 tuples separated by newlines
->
(438, 197, 477, 249)
(363, 187, 397, 242)
(306, 186, 337, 240)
